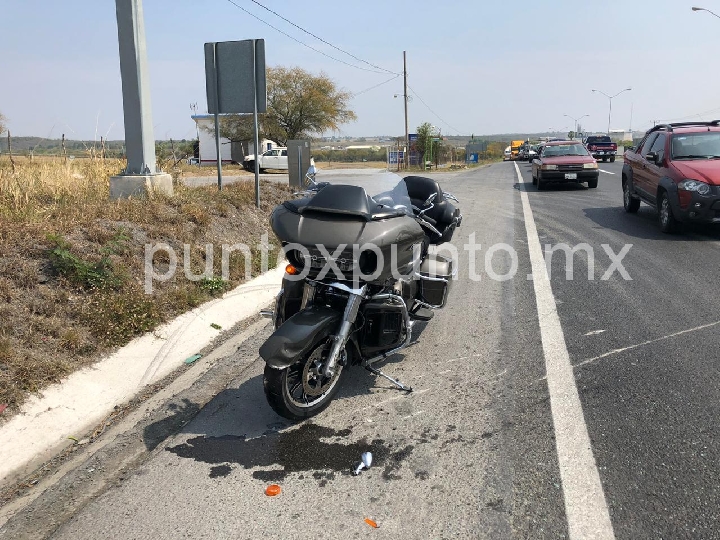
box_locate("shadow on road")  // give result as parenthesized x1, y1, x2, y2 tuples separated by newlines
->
(513, 182, 588, 194)
(583, 206, 720, 242)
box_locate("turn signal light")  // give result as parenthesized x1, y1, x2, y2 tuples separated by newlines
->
(285, 264, 299, 275)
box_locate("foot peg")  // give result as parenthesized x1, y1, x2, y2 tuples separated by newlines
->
(365, 365, 413, 393)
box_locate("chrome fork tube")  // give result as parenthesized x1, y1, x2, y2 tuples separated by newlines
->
(322, 286, 366, 377)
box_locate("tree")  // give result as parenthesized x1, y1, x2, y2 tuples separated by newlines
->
(416, 122, 440, 166)
(218, 114, 263, 143)
(214, 67, 356, 147)
(265, 67, 355, 145)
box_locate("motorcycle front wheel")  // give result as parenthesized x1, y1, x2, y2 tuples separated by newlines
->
(263, 338, 346, 421)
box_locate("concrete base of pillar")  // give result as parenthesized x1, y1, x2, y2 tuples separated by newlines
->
(109, 173, 174, 199)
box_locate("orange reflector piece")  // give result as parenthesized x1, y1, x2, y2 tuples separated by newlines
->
(285, 264, 299, 275)
(265, 484, 281, 496)
(364, 518, 378, 528)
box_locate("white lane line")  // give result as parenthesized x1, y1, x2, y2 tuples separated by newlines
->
(515, 162, 615, 540)
(599, 170, 616, 175)
(574, 319, 720, 370)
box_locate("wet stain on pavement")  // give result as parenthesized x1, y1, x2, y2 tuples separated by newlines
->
(382, 445, 415, 480)
(209, 464, 232, 478)
(166, 423, 416, 483)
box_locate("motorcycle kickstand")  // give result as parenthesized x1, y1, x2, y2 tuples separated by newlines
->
(364, 364, 413, 393)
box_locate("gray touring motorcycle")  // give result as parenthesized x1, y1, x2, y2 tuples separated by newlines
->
(259, 172, 462, 420)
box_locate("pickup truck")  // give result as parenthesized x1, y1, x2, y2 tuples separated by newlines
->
(243, 148, 288, 172)
(583, 135, 617, 162)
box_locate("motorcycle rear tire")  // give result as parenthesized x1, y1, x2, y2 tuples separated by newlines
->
(263, 339, 346, 421)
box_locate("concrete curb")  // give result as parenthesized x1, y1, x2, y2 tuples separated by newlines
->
(0, 266, 285, 487)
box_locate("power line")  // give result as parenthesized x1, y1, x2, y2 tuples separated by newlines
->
(352, 74, 401, 97)
(224, 0, 387, 74)
(407, 84, 462, 135)
(246, 0, 398, 75)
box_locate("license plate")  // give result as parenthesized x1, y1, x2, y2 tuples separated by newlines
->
(565, 173, 578, 180)
(598, 151, 605, 154)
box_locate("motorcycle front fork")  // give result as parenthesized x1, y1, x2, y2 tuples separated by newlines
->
(321, 288, 365, 377)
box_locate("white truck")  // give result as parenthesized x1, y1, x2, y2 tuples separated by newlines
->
(243, 147, 288, 172)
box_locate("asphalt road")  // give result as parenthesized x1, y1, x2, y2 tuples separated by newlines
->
(5, 161, 720, 539)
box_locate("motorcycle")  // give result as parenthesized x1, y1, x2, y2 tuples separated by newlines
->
(259, 169, 462, 420)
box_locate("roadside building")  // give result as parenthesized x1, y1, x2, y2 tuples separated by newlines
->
(191, 115, 277, 164)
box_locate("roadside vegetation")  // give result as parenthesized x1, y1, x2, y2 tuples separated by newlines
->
(0, 155, 293, 414)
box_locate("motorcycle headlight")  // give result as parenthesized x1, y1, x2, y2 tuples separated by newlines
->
(583, 162, 599, 169)
(541, 164, 558, 171)
(678, 179, 711, 196)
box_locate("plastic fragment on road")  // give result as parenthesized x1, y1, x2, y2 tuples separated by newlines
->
(0, 404, 7, 414)
(353, 451, 373, 476)
(364, 518, 379, 528)
(210, 323, 222, 330)
(67, 436, 78, 443)
(265, 484, 281, 496)
(185, 354, 202, 365)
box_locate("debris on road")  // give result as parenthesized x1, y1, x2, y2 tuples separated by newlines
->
(184, 354, 202, 365)
(0, 404, 7, 414)
(265, 484, 282, 496)
(353, 451, 373, 476)
(364, 518, 379, 528)
(210, 323, 222, 330)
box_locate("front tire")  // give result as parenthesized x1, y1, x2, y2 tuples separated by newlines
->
(263, 339, 346, 421)
(623, 180, 640, 213)
(610, 156, 616, 163)
(658, 192, 679, 234)
(537, 172, 544, 190)
(587, 176, 598, 189)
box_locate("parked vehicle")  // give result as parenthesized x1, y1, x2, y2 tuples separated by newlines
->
(259, 173, 462, 420)
(622, 121, 720, 233)
(584, 135, 617, 162)
(244, 147, 288, 172)
(511, 140, 525, 160)
(531, 140, 599, 189)
(503, 146, 512, 161)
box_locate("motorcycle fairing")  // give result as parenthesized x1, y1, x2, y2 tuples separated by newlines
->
(259, 305, 340, 370)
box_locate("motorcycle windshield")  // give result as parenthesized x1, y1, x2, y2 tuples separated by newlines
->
(369, 172, 413, 218)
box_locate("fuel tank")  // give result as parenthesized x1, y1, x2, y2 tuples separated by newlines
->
(270, 185, 425, 284)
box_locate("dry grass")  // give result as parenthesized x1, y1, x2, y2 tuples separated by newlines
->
(0, 156, 293, 416)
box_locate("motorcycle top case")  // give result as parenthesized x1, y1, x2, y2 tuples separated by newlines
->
(270, 184, 425, 283)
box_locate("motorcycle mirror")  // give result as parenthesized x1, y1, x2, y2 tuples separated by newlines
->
(424, 193, 437, 206)
(353, 451, 373, 475)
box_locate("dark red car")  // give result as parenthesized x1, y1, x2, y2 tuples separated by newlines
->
(531, 141, 599, 190)
(622, 121, 720, 233)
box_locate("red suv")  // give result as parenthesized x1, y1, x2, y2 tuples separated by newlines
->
(622, 121, 720, 233)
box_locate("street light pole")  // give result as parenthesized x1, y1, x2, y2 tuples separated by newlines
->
(692, 6, 720, 19)
(592, 88, 631, 134)
(564, 114, 589, 136)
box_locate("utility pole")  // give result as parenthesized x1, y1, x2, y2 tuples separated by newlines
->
(403, 51, 409, 170)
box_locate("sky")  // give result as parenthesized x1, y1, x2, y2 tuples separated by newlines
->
(2, 0, 720, 141)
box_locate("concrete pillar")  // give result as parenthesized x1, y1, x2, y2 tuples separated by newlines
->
(111, 0, 172, 198)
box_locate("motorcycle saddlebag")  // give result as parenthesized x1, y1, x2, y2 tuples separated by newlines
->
(417, 253, 454, 308)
